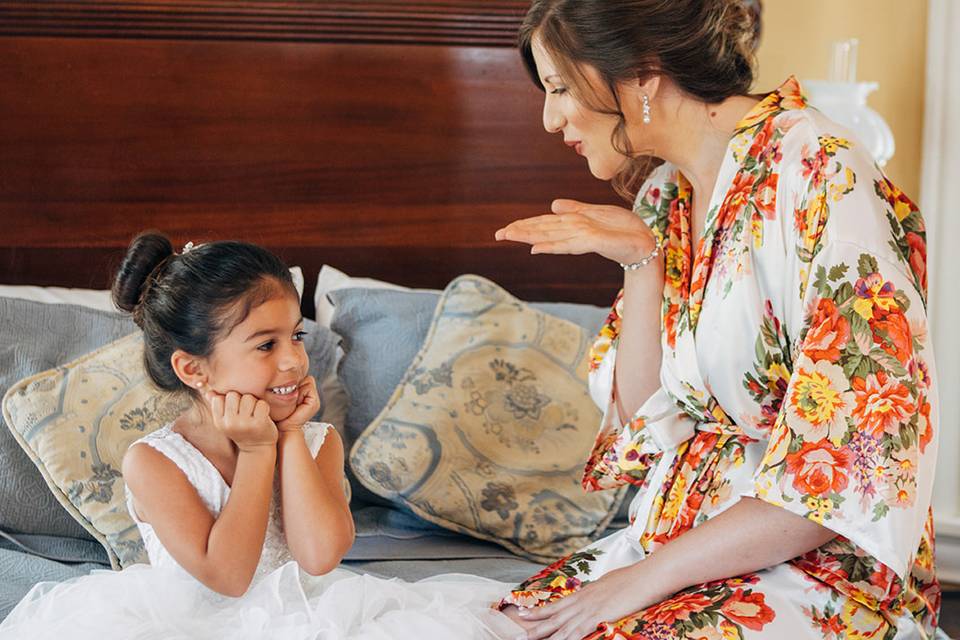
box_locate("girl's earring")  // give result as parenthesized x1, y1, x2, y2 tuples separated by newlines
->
(642, 95, 651, 125)
(195, 381, 204, 389)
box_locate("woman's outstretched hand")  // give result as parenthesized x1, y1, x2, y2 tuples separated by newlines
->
(204, 389, 278, 452)
(510, 565, 659, 640)
(494, 199, 659, 266)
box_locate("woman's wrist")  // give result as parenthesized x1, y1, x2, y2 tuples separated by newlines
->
(618, 233, 664, 271)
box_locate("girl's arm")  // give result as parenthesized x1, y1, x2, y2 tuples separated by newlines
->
(124, 391, 279, 598)
(515, 496, 836, 640)
(124, 442, 276, 597)
(277, 427, 355, 574)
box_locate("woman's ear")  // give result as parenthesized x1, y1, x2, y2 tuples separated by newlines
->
(170, 349, 207, 390)
(639, 74, 662, 102)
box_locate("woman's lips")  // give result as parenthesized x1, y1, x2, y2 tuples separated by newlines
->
(565, 140, 583, 156)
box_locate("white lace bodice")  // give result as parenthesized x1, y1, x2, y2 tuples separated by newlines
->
(125, 421, 332, 581)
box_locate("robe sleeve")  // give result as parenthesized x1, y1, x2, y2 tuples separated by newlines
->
(748, 137, 936, 610)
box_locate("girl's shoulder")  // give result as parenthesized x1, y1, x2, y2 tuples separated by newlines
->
(302, 421, 338, 458)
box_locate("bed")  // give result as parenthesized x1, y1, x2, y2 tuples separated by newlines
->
(0, 0, 629, 621)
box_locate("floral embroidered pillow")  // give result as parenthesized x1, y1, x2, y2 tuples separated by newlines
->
(349, 275, 625, 562)
(2, 332, 185, 569)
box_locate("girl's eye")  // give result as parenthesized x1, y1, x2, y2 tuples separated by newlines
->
(293, 330, 308, 342)
(256, 340, 275, 352)
(550, 87, 567, 95)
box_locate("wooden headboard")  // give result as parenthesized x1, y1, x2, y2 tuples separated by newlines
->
(0, 1, 622, 316)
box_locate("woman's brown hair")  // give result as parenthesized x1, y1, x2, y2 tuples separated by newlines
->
(519, 0, 762, 200)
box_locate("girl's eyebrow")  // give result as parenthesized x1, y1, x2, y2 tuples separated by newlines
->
(544, 74, 562, 84)
(244, 317, 304, 342)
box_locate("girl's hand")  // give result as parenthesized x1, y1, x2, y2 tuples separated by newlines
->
(275, 376, 320, 432)
(494, 199, 659, 266)
(516, 565, 659, 640)
(205, 390, 278, 452)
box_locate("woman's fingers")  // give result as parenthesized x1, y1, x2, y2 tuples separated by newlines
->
(551, 199, 587, 214)
(530, 238, 590, 255)
(518, 596, 574, 622)
(525, 608, 580, 640)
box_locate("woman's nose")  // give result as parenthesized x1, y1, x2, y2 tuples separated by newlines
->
(542, 98, 564, 134)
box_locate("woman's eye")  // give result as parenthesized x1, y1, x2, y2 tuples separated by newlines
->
(256, 340, 275, 352)
(293, 330, 308, 342)
(550, 87, 567, 95)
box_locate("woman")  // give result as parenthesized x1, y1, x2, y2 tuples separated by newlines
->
(494, 1, 939, 638)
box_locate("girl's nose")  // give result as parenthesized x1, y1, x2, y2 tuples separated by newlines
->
(278, 344, 304, 372)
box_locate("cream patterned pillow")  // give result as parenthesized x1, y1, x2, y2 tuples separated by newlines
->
(349, 275, 625, 562)
(2, 332, 184, 569)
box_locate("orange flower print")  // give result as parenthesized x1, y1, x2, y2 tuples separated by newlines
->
(803, 298, 851, 363)
(853, 273, 898, 320)
(851, 371, 915, 438)
(724, 172, 757, 219)
(747, 118, 778, 164)
(905, 231, 927, 293)
(736, 75, 806, 130)
(918, 396, 933, 454)
(785, 440, 851, 497)
(719, 589, 776, 631)
(755, 172, 779, 220)
(644, 591, 714, 626)
(664, 303, 680, 350)
(869, 309, 913, 364)
(786, 356, 855, 444)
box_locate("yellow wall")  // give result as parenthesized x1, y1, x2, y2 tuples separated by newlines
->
(755, 0, 928, 199)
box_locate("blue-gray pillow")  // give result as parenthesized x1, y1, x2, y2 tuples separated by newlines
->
(329, 287, 609, 507)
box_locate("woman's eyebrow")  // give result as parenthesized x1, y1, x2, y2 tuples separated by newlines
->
(543, 74, 562, 83)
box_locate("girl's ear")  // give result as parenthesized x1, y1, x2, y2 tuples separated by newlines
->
(170, 349, 207, 390)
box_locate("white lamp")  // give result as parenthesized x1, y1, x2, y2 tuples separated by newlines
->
(804, 39, 896, 166)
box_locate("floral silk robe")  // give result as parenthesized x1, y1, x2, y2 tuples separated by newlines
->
(500, 78, 940, 639)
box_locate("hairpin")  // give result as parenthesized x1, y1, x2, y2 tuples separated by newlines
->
(181, 241, 196, 254)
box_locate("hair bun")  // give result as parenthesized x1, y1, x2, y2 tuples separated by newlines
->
(112, 232, 174, 317)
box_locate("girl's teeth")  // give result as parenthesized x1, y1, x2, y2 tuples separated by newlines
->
(272, 385, 296, 394)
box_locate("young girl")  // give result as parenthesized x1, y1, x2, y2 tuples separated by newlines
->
(0, 233, 520, 639)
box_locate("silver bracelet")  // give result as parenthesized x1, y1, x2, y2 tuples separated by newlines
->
(619, 234, 664, 270)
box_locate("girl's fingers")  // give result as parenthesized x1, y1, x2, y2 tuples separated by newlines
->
(223, 391, 240, 417)
(238, 393, 258, 417)
(253, 399, 271, 419)
(206, 391, 225, 420)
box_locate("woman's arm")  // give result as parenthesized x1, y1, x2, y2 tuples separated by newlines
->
(124, 442, 276, 597)
(277, 427, 355, 575)
(495, 198, 665, 419)
(515, 496, 837, 640)
(613, 258, 665, 420)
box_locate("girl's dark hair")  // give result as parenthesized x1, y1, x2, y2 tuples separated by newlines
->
(112, 232, 298, 393)
(519, 0, 761, 200)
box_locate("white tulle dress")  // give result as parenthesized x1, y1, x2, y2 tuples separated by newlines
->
(0, 422, 521, 640)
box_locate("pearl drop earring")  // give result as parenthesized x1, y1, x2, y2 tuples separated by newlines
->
(195, 382, 203, 389)
(642, 94, 651, 125)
